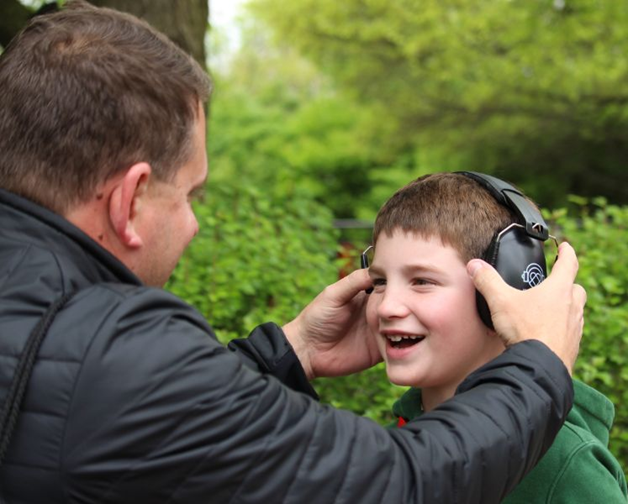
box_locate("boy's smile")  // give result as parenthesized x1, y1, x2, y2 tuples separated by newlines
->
(381, 330, 426, 359)
(366, 230, 505, 409)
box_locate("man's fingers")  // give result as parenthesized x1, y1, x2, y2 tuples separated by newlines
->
(574, 284, 587, 308)
(466, 244, 585, 373)
(469, 243, 580, 300)
(548, 242, 579, 284)
(325, 269, 372, 305)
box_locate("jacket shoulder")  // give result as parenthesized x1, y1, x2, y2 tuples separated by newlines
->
(70, 282, 216, 341)
(503, 394, 628, 503)
(543, 438, 628, 503)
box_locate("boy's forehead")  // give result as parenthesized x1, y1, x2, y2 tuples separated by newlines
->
(375, 228, 448, 253)
(371, 230, 467, 266)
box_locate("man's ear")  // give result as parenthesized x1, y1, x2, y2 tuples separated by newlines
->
(108, 162, 152, 249)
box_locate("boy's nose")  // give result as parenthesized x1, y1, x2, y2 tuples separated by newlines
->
(377, 287, 411, 320)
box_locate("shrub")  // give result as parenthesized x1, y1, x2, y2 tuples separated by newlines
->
(167, 182, 340, 343)
(550, 198, 628, 472)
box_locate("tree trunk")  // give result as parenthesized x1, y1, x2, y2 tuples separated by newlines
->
(90, 0, 208, 70)
(1, 0, 211, 116)
(1, 1, 209, 70)
(0, 0, 32, 48)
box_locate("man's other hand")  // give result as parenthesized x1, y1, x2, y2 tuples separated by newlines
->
(283, 269, 381, 380)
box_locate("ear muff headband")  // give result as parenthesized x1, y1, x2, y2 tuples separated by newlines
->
(456, 171, 549, 240)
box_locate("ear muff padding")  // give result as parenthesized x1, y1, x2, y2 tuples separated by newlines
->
(476, 225, 548, 329)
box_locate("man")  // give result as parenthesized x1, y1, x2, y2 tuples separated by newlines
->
(0, 2, 585, 503)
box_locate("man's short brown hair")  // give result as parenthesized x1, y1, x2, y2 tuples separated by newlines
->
(373, 172, 520, 263)
(0, 0, 211, 214)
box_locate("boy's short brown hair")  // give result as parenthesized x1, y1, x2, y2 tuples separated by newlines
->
(0, 0, 211, 214)
(373, 172, 520, 263)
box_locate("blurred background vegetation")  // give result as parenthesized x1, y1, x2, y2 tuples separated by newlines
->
(4, 0, 628, 478)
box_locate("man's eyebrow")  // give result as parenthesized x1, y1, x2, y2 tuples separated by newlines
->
(196, 173, 208, 188)
(191, 173, 208, 192)
(189, 181, 207, 199)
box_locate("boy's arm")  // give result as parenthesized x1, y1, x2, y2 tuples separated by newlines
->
(228, 322, 319, 399)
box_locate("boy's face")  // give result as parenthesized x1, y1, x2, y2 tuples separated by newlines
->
(366, 230, 505, 402)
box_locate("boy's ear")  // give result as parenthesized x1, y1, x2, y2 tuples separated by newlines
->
(108, 162, 152, 249)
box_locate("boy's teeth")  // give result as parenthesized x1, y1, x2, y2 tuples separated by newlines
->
(387, 335, 422, 342)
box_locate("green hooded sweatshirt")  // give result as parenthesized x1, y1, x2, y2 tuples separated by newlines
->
(391, 379, 627, 503)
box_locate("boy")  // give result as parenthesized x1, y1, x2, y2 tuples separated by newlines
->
(366, 172, 627, 503)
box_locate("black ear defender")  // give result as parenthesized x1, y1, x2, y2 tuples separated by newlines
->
(457, 171, 557, 329)
(360, 245, 374, 294)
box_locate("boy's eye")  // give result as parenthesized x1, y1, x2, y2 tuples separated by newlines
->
(413, 278, 434, 286)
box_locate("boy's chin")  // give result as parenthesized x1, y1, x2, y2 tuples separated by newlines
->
(387, 372, 420, 388)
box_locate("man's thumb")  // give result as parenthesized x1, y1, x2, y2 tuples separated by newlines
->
(330, 268, 372, 304)
(467, 259, 503, 298)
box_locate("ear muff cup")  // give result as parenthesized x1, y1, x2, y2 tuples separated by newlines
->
(476, 225, 548, 329)
(456, 171, 551, 330)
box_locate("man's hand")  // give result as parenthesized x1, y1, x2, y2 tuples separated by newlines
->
(468, 242, 586, 374)
(283, 269, 381, 380)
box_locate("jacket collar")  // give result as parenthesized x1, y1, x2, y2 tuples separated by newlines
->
(392, 387, 424, 422)
(570, 379, 615, 445)
(0, 187, 142, 287)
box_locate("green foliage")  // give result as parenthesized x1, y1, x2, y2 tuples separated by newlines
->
(207, 67, 392, 219)
(170, 64, 375, 339)
(169, 44, 356, 341)
(208, 15, 405, 220)
(549, 199, 628, 470)
(249, 0, 628, 206)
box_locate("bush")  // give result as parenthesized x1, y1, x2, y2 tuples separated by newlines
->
(166, 181, 341, 343)
(550, 199, 628, 473)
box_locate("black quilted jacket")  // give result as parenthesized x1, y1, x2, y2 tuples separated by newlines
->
(0, 188, 573, 503)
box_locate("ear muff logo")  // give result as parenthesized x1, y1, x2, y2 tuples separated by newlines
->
(521, 263, 545, 287)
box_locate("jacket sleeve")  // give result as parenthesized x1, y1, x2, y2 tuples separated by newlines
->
(232, 321, 574, 502)
(227, 322, 319, 400)
(62, 290, 573, 504)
